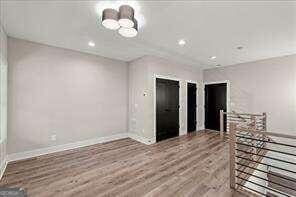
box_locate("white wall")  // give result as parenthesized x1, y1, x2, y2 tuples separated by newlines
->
(128, 57, 150, 143)
(0, 0, 8, 176)
(129, 56, 204, 143)
(7, 38, 129, 155)
(204, 55, 296, 134)
(0, 21, 8, 177)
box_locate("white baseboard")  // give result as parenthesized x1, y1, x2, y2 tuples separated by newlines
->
(179, 130, 187, 136)
(7, 133, 129, 162)
(0, 158, 7, 180)
(128, 133, 156, 145)
(199, 126, 205, 130)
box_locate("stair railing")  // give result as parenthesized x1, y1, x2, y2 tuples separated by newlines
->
(229, 123, 296, 197)
(220, 110, 267, 138)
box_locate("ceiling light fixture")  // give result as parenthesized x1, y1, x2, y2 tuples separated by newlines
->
(101, 4, 139, 38)
(102, 9, 120, 30)
(178, 39, 186, 46)
(88, 41, 95, 47)
(210, 56, 217, 59)
(118, 5, 135, 28)
(118, 19, 138, 38)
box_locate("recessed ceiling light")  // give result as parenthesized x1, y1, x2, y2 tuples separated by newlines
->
(210, 56, 217, 60)
(178, 39, 186, 46)
(237, 46, 244, 50)
(88, 41, 95, 47)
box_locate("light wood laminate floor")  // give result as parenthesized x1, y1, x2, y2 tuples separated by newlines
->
(0, 131, 249, 197)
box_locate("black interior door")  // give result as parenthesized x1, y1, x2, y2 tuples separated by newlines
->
(205, 83, 227, 131)
(156, 78, 179, 142)
(187, 83, 197, 132)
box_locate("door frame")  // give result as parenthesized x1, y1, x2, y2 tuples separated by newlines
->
(204, 80, 231, 130)
(185, 80, 198, 134)
(154, 74, 181, 142)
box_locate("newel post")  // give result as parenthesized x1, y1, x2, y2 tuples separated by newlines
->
(220, 110, 224, 138)
(229, 122, 237, 189)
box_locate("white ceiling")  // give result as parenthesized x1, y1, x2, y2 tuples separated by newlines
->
(1, 1, 296, 69)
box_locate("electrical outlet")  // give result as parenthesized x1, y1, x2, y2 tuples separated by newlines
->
(51, 134, 57, 141)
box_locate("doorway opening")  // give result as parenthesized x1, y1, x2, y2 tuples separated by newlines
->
(205, 82, 227, 131)
(187, 83, 197, 133)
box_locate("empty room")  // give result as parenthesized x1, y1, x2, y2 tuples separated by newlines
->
(0, 1, 295, 196)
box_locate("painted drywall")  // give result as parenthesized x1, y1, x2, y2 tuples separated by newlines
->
(0, 22, 7, 177)
(204, 55, 296, 134)
(7, 37, 129, 154)
(128, 57, 150, 143)
(129, 56, 204, 143)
